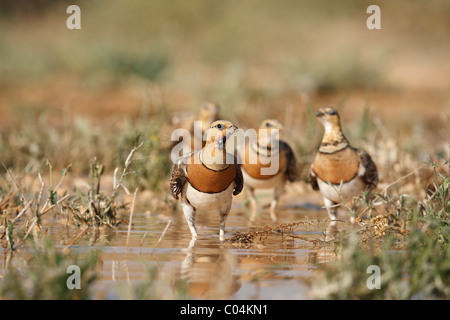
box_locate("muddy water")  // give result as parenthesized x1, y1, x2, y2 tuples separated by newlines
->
(46, 202, 346, 300)
(3, 197, 346, 300)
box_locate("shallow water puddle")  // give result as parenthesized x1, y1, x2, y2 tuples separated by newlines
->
(2, 205, 344, 299)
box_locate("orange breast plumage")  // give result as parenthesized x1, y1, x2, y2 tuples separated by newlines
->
(186, 152, 236, 193)
(240, 142, 285, 180)
(312, 147, 360, 184)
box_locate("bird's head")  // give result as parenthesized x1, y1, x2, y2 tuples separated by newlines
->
(316, 107, 349, 152)
(258, 119, 283, 148)
(315, 107, 341, 132)
(199, 102, 220, 127)
(205, 120, 238, 150)
(259, 119, 283, 131)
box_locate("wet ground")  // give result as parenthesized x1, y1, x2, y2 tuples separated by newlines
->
(31, 193, 345, 300)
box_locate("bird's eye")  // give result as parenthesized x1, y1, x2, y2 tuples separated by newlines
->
(265, 122, 271, 128)
(328, 109, 337, 115)
(216, 123, 223, 130)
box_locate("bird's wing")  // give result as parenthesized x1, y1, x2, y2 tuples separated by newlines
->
(280, 141, 297, 182)
(308, 162, 320, 191)
(357, 149, 379, 189)
(170, 153, 192, 199)
(233, 158, 244, 196)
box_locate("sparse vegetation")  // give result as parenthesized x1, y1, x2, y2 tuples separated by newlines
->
(311, 161, 450, 299)
(0, 1, 449, 301)
(63, 134, 144, 228)
(0, 238, 99, 300)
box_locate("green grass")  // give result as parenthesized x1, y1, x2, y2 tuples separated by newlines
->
(311, 161, 450, 299)
(0, 238, 98, 300)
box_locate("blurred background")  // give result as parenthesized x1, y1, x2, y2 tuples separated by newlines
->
(1, 1, 449, 301)
(0, 0, 449, 189)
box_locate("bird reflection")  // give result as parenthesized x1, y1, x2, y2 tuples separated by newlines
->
(179, 238, 241, 299)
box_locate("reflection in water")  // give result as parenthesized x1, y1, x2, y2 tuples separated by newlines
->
(180, 238, 241, 299)
(1, 209, 344, 299)
(176, 215, 342, 299)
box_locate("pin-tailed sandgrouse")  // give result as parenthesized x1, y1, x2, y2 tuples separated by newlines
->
(309, 107, 378, 222)
(239, 119, 297, 222)
(170, 120, 243, 240)
(160, 102, 220, 152)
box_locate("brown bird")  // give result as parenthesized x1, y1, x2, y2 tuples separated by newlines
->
(309, 107, 378, 222)
(159, 101, 220, 152)
(170, 120, 243, 240)
(238, 119, 297, 221)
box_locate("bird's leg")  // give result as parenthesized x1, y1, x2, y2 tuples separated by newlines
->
(219, 203, 232, 241)
(246, 187, 258, 221)
(181, 200, 198, 239)
(325, 221, 339, 241)
(349, 197, 358, 224)
(323, 197, 338, 221)
(270, 186, 285, 222)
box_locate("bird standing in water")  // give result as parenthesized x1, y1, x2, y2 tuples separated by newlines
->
(239, 119, 297, 222)
(170, 120, 243, 240)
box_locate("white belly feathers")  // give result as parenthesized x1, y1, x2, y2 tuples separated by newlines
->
(317, 176, 366, 204)
(241, 169, 286, 189)
(183, 182, 235, 211)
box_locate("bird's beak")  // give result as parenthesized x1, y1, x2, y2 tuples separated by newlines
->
(218, 125, 239, 150)
(222, 124, 238, 141)
(225, 125, 238, 140)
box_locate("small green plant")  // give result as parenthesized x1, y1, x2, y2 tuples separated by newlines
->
(0, 161, 71, 251)
(312, 229, 450, 300)
(117, 117, 173, 193)
(65, 134, 144, 228)
(419, 161, 450, 243)
(0, 238, 98, 300)
(311, 161, 450, 299)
